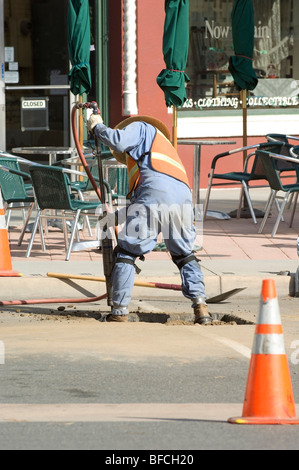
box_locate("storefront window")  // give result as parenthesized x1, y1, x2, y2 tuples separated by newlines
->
(184, 0, 298, 112)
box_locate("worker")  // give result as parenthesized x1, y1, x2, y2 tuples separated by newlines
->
(87, 114, 212, 325)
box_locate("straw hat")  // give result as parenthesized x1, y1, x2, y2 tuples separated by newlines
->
(111, 115, 171, 164)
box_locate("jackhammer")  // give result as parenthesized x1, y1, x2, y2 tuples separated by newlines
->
(73, 101, 115, 307)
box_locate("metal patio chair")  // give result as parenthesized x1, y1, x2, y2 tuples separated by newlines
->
(266, 134, 299, 145)
(70, 158, 112, 202)
(26, 165, 108, 261)
(266, 135, 299, 210)
(111, 167, 129, 205)
(0, 156, 35, 245)
(203, 141, 290, 224)
(257, 149, 299, 237)
(68, 158, 112, 236)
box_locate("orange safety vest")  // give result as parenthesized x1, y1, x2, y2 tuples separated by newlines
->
(126, 129, 190, 196)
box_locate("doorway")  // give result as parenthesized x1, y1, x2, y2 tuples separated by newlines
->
(4, 0, 70, 152)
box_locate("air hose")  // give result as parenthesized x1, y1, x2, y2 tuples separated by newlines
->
(0, 102, 112, 307)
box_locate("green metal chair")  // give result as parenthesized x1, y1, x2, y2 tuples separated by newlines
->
(70, 157, 128, 207)
(266, 134, 299, 145)
(257, 149, 299, 237)
(0, 156, 35, 245)
(70, 158, 112, 201)
(203, 141, 289, 224)
(265, 135, 299, 211)
(27, 165, 108, 261)
(112, 167, 129, 204)
(68, 158, 112, 236)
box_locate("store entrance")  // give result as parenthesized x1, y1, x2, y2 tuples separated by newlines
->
(4, 0, 71, 153)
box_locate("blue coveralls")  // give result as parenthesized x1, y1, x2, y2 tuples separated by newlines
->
(94, 121, 206, 317)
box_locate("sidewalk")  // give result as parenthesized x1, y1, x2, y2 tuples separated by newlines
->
(3, 188, 299, 303)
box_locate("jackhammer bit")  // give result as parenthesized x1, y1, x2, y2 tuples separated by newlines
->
(99, 212, 114, 308)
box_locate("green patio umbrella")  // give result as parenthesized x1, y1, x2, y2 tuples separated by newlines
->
(228, 0, 259, 217)
(229, 0, 258, 150)
(67, 0, 92, 96)
(157, 0, 190, 148)
(67, 0, 92, 149)
(228, 0, 258, 92)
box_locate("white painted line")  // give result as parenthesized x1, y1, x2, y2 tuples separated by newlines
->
(195, 329, 252, 359)
(209, 335, 252, 359)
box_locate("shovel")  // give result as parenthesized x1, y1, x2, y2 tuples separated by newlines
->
(47, 272, 246, 304)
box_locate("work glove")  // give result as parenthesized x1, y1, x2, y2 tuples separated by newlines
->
(87, 114, 103, 133)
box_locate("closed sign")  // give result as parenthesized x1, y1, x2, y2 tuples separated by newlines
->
(21, 97, 49, 131)
(22, 99, 46, 109)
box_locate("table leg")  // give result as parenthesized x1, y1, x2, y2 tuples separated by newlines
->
(193, 144, 230, 221)
(193, 144, 201, 220)
(49, 152, 56, 166)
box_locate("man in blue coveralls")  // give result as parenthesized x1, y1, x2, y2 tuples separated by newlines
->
(88, 114, 212, 325)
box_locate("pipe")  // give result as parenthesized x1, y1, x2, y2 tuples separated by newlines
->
(0, 293, 107, 307)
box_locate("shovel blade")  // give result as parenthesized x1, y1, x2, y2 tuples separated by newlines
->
(207, 287, 246, 304)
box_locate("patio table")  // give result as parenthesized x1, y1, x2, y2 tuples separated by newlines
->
(178, 139, 236, 219)
(12, 147, 77, 166)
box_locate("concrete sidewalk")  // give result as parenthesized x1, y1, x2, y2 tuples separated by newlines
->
(3, 188, 299, 303)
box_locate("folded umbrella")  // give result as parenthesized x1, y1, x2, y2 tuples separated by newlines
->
(157, 0, 190, 148)
(67, 0, 92, 96)
(228, 0, 258, 91)
(229, 0, 259, 217)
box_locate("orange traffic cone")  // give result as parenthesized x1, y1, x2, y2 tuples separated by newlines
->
(228, 279, 299, 425)
(0, 192, 22, 277)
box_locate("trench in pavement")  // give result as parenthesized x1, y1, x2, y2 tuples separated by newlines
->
(0, 306, 255, 325)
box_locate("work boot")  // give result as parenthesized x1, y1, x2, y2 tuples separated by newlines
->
(193, 303, 212, 325)
(106, 314, 129, 322)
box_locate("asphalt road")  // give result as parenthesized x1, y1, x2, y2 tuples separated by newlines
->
(1, 293, 299, 451)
